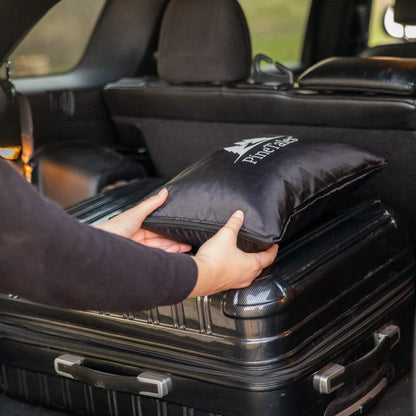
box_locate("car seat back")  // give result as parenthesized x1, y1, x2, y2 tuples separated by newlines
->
(105, 2, 416, 254)
(104, 0, 256, 178)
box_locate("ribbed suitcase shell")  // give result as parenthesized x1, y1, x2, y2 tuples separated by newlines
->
(0, 195, 414, 416)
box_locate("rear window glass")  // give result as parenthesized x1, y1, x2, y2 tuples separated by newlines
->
(7, 0, 106, 78)
(368, 0, 416, 46)
(239, 0, 311, 66)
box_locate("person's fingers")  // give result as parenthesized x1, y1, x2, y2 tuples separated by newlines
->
(130, 188, 168, 223)
(169, 242, 192, 253)
(136, 230, 192, 253)
(235, 245, 279, 288)
(146, 240, 192, 253)
(162, 243, 192, 253)
(217, 210, 244, 242)
(253, 244, 279, 270)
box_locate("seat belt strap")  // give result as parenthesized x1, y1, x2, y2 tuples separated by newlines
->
(5, 61, 34, 182)
(16, 92, 34, 182)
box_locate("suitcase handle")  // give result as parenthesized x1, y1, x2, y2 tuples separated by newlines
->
(313, 324, 399, 394)
(323, 361, 393, 416)
(54, 354, 172, 398)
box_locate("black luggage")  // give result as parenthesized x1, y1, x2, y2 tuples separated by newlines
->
(0, 193, 414, 416)
(65, 176, 165, 223)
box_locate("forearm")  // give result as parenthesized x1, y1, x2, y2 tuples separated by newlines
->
(0, 160, 197, 311)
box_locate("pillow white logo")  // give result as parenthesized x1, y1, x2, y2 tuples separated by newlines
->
(224, 135, 299, 165)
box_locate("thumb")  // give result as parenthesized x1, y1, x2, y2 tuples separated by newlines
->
(254, 244, 279, 269)
(218, 210, 244, 243)
(132, 188, 168, 223)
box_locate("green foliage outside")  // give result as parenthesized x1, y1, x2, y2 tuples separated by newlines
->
(9, 0, 106, 77)
(368, 0, 399, 47)
(239, 0, 311, 65)
(241, 0, 400, 64)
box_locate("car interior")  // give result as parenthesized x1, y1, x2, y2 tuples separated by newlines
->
(1, 0, 416, 414)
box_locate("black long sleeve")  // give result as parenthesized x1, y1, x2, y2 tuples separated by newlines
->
(0, 159, 197, 312)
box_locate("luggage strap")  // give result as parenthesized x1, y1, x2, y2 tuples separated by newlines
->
(3, 61, 34, 182)
(17, 92, 34, 182)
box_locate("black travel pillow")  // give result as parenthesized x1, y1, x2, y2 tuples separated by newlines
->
(143, 136, 387, 252)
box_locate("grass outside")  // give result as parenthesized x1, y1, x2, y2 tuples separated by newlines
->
(239, 0, 311, 65)
(368, 0, 399, 47)
(9, 0, 106, 77)
(241, 0, 400, 64)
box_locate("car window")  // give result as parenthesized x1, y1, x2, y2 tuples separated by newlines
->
(368, 0, 416, 46)
(239, 0, 311, 66)
(7, 0, 107, 78)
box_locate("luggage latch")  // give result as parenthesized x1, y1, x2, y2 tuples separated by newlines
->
(137, 371, 172, 398)
(54, 354, 84, 379)
(374, 324, 400, 349)
(313, 363, 345, 394)
(313, 324, 400, 395)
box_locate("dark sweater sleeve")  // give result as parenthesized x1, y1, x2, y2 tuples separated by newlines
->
(0, 159, 198, 312)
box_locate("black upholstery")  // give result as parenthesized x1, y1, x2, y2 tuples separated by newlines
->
(157, 0, 251, 84)
(105, 78, 416, 127)
(107, 81, 416, 165)
(0, 83, 9, 114)
(34, 142, 147, 208)
(360, 41, 416, 58)
(1, 78, 150, 207)
(0, 95, 20, 148)
(394, 0, 416, 25)
(297, 57, 416, 94)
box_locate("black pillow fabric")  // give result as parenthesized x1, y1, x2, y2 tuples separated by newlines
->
(143, 136, 387, 252)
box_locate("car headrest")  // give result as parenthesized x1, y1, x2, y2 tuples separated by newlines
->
(297, 57, 416, 95)
(359, 42, 416, 58)
(394, 0, 416, 25)
(157, 0, 251, 84)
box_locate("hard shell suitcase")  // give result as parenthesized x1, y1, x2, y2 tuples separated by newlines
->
(65, 176, 164, 223)
(0, 193, 414, 416)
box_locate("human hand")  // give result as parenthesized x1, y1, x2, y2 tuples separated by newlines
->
(189, 210, 278, 297)
(95, 188, 192, 253)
